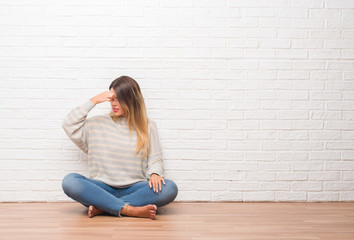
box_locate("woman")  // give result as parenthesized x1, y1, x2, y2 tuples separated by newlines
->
(61, 76, 178, 220)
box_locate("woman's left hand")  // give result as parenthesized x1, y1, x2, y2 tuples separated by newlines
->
(149, 173, 166, 193)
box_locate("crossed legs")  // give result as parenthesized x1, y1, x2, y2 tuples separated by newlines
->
(62, 173, 178, 219)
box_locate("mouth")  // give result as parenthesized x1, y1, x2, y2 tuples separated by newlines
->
(113, 108, 119, 112)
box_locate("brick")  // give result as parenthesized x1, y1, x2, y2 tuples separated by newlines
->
(277, 153, 308, 161)
(325, 142, 354, 150)
(293, 120, 323, 130)
(276, 192, 307, 201)
(308, 171, 340, 181)
(276, 8, 308, 18)
(310, 29, 341, 39)
(211, 171, 243, 181)
(292, 19, 324, 29)
(277, 49, 308, 60)
(228, 182, 260, 191)
(194, 140, 228, 150)
(245, 152, 276, 161)
(324, 161, 354, 171)
(246, 172, 276, 181)
(324, 181, 354, 191)
(276, 172, 308, 181)
(246, 130, 276, 140)
(310, 91, 341, 100)
(260, 38, 288, 47)
(309, 151, 341, 160)
(243, 192, 275, 201)
(325, 121, 354, 130)
(278, 90, 308, 99)
(327, 0, 354, 8)
(309, 50, 341, 59)
(260, 162, 291, 171)
(311, 111, 341, 120)
(309, 131, 341, 140)
(278, 111, 309, 120)
(180, 150, 212, 160)
(292, 0, 324, 8)
(309, 9, 341, 19)
(293, 162, 323, 171)
(260, 182, 291, 191)
(228, 140, 261, 151)
(194, 181, 227, 191)
(245, 111, 277, 119)
(228, 19, 258, 28)
(228, 0, 260, 7)
(212, 110, 243, 120)
(262, 120, 292, 129)
(292, 182, 322, 191)
(161, 0, 193, 7)
(260, 60, 292, 69)
(326, 82, 354, 90)
(211, 191, 243, 201)
(262, 141, 291, 151)
(259, 19, 291, 28)
(261, 100, 292, 110)
(277, 29, 308, 39)
(342, 131, 354, 140)
(213, 130, 244, 140)
(246, 71, 277, 80)
(210, 8, 242, 18)
(327, 102, 354, 111)
(308, 193, 340, 201)
(278, 130, 308, 140)
(229, 120, 260, 129)
(342, 192, 354, 201)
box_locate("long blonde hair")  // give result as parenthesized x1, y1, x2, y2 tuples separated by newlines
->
(109, 76, 149, 158)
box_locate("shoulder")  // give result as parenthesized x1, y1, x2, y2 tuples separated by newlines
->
(86, 115, 111, 125)
(148, 119, 158, 133)
(148, 119, 158, 128)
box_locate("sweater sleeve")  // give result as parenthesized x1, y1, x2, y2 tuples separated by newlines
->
(62, 100, 95, 154)
(146, 120, 165, 179)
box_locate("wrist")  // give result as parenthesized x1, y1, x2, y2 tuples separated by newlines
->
(90, 98, 97, 105)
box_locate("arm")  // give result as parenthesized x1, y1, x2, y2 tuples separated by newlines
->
(146, 121, 166, 193)
(62, 91, 114, 153)
(62, 100, 96, 153)
(146, 121, 165, 178)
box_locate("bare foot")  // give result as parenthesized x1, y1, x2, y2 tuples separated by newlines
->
(88, 205, 104, 218)
(120, 204, 157, 220)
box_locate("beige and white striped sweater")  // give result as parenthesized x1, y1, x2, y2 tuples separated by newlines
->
(62, 100, 164, 188)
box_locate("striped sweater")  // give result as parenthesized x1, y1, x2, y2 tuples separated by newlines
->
(62, 100, 164, 188)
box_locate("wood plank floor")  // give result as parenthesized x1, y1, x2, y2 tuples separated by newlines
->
(0, 202, 353, 240)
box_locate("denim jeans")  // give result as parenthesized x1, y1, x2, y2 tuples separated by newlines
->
(62, 173, 178, 217)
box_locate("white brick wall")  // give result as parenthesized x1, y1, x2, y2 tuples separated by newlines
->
(0, 0, 353, 202)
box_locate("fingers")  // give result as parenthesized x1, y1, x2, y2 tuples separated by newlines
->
(153, 180, 158, 193)
(158, 180, 162, 191)
(149, 175, 165, 194)
(93, 91, 115, 105)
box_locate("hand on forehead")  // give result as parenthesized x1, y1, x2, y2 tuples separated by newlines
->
(110, 88, 116, 98)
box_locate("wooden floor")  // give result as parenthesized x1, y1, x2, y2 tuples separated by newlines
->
(0, 202, 353, 240)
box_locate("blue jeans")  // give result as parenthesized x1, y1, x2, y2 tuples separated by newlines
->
(62, 173, 178, 217)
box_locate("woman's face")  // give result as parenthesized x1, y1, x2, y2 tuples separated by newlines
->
(110, 88, 125, 117)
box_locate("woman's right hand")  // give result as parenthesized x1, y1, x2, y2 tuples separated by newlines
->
(90, 91, 114, 105)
